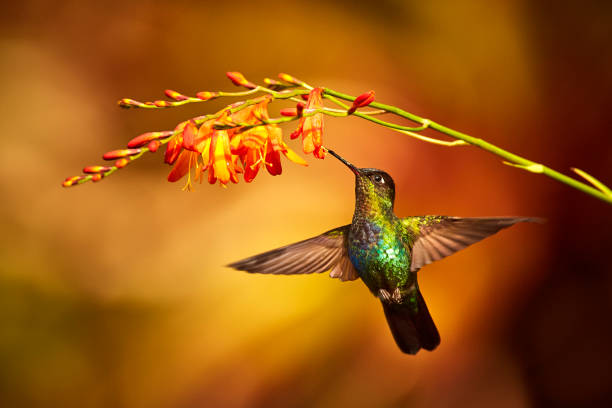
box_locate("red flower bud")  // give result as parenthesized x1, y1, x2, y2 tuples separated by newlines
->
(296, 102, 305, 117)
(103, 149, 141, 160)
(164, 89, 189, 101)
(147, 140, 160, 152)
(228, 101, 244, 109)
(127, 131, 173, 148)
(280, 108, 297, 117)
(264, 78, 282, 86)
(115, 158, 129, 168)
(348, 90, 375, 114)
(117, 98, 143, 108)
(62, 176, 82, 187)
(226, 72, 256, 89)
(196, 91, 218, 101)
(91, 173, 103, 182)
(83, 166, 112, 174)
(278, 73, 303, 85)
(263, 78, 292, 90)
(300, 94, 309, 101)
(154, 100, 170, 107)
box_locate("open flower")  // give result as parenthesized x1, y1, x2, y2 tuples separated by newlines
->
(230, 97, 307, 182)
(165, 99, 306, 189)
(291, 87, 325, 159)
(167, 113, 242, 189)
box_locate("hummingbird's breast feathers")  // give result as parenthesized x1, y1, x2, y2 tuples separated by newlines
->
(348, 216, 413, 293)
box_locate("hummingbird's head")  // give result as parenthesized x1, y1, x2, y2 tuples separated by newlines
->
(327, 149, 396, 212)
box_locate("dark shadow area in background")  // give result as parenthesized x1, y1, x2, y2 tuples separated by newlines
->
(507, 2, 612, 407)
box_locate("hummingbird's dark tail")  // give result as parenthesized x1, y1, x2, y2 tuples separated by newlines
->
(381, 289, 440, 354)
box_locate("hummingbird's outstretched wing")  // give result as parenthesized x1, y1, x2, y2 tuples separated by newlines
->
(227, 225, 359, 281)
(402, 216, 538, 272)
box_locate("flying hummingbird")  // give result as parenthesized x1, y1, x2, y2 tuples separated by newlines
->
(228, 150, 537, 354)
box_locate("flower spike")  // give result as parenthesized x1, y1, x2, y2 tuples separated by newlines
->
(66, 71, 610, 203)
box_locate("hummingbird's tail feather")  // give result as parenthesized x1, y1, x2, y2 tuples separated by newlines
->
(381, 289, 440, 354)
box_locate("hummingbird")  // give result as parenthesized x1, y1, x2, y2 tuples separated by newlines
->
(228, 150, 537, 354)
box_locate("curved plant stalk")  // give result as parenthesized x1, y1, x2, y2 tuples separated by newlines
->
(63, 72, 611, 205)
(322, 89, 612, 205)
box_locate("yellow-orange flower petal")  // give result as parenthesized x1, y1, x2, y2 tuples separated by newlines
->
(209, 130, 234, 185)
(283, 147, 308, 166)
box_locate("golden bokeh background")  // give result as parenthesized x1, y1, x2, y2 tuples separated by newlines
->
(1, 1, 611, 407)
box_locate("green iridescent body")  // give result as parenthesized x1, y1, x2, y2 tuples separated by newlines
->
(349, 213, 413, 296)
(347, 169, 438, 309)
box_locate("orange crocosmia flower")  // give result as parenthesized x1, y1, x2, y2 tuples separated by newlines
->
(167, 115, 241, 188)
(164, 121, 189, 165)
(206, 130, 240, 185)
(230, 98, 307, 182)
(167, 99, 306, 188)
(291, 87, 325, 159)
(232, 126, 268, 182)
(167, 120, 210, 189)
(167, 115, 242, 190)
(265, 126, 307, 175)
(167, 149, 199, 184)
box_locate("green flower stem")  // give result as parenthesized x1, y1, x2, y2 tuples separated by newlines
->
(323, 88, 612, 205)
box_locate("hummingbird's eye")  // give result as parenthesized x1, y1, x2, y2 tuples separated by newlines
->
(373, 174, 384, 184)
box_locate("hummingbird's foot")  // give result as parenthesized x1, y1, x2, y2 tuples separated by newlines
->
(379, 289, 391, 302)
(378, 288, 403, 304)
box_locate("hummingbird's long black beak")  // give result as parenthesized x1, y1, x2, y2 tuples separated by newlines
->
(327, 149, 360, 175)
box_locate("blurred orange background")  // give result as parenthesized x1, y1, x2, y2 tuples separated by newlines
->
(1, 1, 611, 407)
